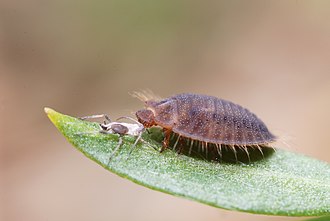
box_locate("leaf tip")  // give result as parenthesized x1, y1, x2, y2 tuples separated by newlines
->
(44, 107, 54, 114)
(44, 107, 61, 126)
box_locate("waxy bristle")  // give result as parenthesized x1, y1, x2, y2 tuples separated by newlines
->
(130, 89, 161, 102)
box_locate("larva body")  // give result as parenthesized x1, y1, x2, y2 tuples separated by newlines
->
(136, 93, 276, 154)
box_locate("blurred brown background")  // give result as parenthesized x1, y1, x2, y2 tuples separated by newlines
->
(1, 1, 330, 221)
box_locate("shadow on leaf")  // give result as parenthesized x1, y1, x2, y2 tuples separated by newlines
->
(146, 127, 275, 164)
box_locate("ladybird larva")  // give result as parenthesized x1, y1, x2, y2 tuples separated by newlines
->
(135, 93, 276, 159)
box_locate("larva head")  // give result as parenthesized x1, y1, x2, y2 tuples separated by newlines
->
(136, 98, 177, 129)
(136, 109, 156, 128)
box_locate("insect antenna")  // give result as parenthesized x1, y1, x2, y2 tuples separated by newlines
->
(79, 114, 112, 123)
(116, 116, 141, 125)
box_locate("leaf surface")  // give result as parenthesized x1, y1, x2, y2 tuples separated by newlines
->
(45, 108, 330, 216)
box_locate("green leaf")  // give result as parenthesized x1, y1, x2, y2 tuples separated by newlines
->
(45, 107, 330, 217)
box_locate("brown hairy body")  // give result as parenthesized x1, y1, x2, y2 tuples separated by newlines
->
(135, 93, 276, 157)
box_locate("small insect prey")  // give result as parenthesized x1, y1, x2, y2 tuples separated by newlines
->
(79, 114, 145, 163)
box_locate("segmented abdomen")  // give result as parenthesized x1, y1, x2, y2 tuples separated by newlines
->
(171, 93, 276, 145)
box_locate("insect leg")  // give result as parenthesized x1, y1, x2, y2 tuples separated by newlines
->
(177, 137, 187, 154)
(107, 135, 123, 165)
(160, 129, 171, 152)
(127, 130, 143, 157)
(140, 138, 158, 151)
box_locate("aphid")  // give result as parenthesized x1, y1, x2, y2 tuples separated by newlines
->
(80, 114, 145, 162)
(134, 92, 276, 160)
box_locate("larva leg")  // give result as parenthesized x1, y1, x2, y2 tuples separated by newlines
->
(161, 129, 172, 152)
(173, 135, 181, 152)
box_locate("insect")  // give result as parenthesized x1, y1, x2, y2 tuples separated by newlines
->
(134, 92, 276, 160)
(80, 114, 145, 162)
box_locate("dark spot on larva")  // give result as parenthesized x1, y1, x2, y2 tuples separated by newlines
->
(135, 93, 276, 160)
